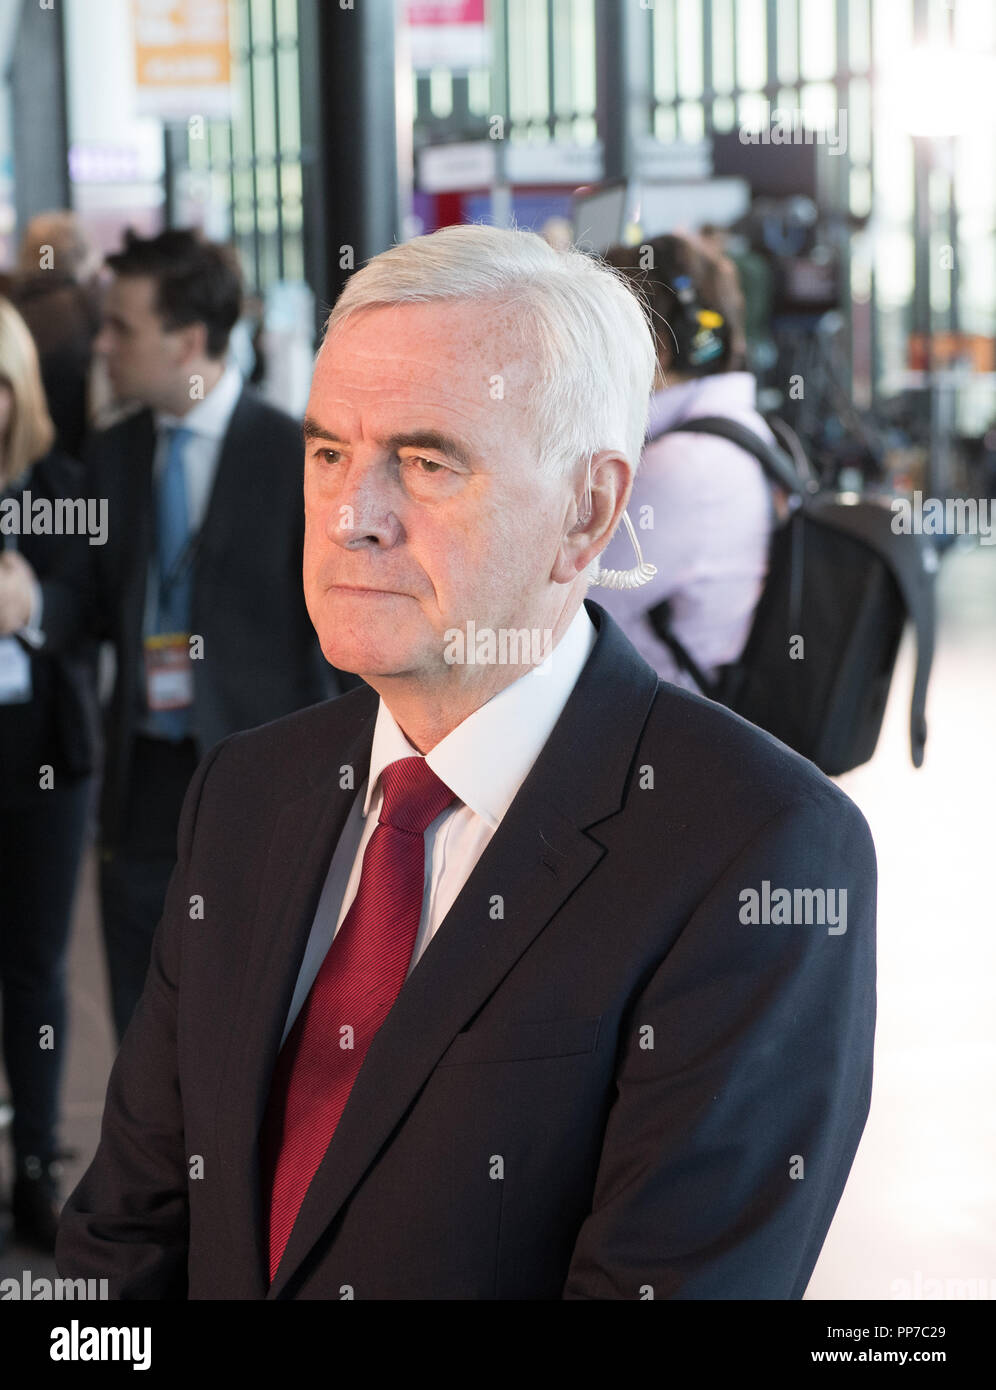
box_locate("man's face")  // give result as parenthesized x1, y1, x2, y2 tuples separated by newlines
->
(302, 299, 579, 684)
(93, 274, 185, 409)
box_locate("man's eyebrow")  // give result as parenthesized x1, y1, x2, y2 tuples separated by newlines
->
(302, 417, 474, 468)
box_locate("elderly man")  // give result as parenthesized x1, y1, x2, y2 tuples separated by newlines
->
(57, 224, 876, 1300)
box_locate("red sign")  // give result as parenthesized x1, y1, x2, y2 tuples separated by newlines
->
(406, 0, 489, 70)
(407, 2, 485, 23)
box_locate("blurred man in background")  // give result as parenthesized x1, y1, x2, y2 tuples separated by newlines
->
(85, 227, 353, 1043)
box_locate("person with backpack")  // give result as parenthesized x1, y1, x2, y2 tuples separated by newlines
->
(598, 233, 935, 777)
(596, 232, 778, 695)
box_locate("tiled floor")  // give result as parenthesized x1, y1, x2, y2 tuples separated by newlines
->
(2, 542, 994, 1295)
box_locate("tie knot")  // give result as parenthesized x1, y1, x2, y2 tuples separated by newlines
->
(377, 757, 456, 835)
(164, 423, 193, 450)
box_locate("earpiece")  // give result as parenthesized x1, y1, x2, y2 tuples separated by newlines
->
(587, 511, 657, 590)
(574, 458, 657, 591)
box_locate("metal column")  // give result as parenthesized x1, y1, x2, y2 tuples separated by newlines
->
(9, 0, 70, 238)
(595, 0, 651, 184)
(298, 0, 400, 336)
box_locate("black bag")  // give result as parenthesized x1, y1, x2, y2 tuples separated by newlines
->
(645, 415, 937, 775)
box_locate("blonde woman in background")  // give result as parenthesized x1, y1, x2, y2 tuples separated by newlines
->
(0, 296, 100, 1253)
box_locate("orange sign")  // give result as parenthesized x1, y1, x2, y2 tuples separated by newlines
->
(909, 333, 995, 373)
(133, 0, 232, 117)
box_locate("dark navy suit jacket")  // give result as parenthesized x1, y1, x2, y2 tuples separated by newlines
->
(56, 598, 876, 1299)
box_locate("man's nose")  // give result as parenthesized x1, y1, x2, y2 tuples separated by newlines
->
(329, 456, 403, 548)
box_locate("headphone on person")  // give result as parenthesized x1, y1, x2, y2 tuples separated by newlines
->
(668, 273, 727, 369)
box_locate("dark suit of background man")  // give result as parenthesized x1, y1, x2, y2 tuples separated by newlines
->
(83, 228, 354, 1043)
(58, 223, 876, 1299)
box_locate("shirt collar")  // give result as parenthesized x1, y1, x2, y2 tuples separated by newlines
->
(363, 602, 598, 830)
(645, 371, 759, 441)
(154, 361, 244, 441)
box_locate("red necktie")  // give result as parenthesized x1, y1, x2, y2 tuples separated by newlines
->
(260, 756, 457, 1283)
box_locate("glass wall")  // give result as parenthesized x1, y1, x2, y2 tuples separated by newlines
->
(411, 0, 996, 414)
(176, 0, 304, 296)
(155, 0, 994, 415)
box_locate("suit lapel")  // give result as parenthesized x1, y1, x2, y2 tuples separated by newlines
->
(120, 409, 155, 689)
(262, 600, 661, 1298)
(191, 388, 254, 591)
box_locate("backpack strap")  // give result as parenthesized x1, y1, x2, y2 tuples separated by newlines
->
(808, 498, 936, 769)
(646, 598, 721, 699)
(644, 415, 800, 702)
(649, 415, 809, 497)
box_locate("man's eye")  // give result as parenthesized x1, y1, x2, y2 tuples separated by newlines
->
(406, 456, 445, 474)
(319, 449, 343, 464)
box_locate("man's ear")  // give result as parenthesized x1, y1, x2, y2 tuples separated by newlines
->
(551, 449, 632, 585)
(173, 319, 209, 369)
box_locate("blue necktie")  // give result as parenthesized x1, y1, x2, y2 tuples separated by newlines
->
(148, 424, 194, 739)
(157, 424, 193, 634)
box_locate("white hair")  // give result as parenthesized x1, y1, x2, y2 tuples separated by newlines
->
(322, 222, 657, 523)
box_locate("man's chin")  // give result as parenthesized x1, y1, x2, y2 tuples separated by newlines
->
(312, 594, 424, 674)
(317, 633, 424, 682)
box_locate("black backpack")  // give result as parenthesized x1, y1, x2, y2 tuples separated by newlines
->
(644, 415, 937, 775)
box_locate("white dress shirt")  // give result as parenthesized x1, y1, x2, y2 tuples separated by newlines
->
(279, 601, 599, 1047)
(136, 362, 244, 734)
